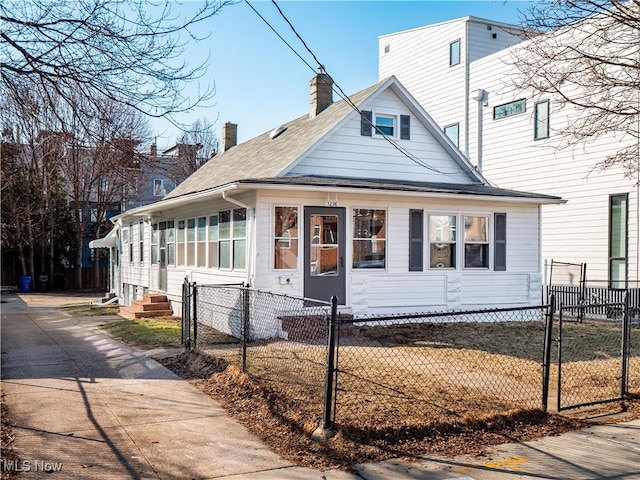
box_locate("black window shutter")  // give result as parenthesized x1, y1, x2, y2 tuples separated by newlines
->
(400, 115, 410, 140)
(494, 213, 507, 271)
(361, 110, 372, 136)
(409, 209, 423, 271)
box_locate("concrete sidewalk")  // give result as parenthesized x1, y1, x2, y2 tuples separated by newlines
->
(1, 293, 638, 479)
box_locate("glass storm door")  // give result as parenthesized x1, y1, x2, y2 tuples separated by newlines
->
(304, 207, 345, 304)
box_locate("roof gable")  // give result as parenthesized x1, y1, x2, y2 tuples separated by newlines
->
(165, 76, 485, 200)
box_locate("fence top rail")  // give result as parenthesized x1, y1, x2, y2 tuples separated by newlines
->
(193, 283, 331, 307)
(345, 304, 548, 324)
(560, 301, 626, 309)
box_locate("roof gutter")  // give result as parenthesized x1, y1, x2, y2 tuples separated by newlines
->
(239, 181, 566, 205)
(112, 183, 241, 222)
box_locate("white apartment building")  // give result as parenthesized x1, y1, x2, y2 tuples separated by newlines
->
(379, 16, 639, 287)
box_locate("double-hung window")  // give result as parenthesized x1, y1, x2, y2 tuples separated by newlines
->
(274, 206, 299, 270)
(186, 218, 196, 266)
(151, 223, 158, 265)
(138, 221, 144, 263)
(609, 194, 628, 288)
(374, 115, 395, 136)
(128, 223, 134, 263)
(352, 209, 386, 269)
(464, 215, 489, 268)
(167, 220, 175, 266)
(208, 215, 218, 268)
(429, 215, 456, 268)
(177, 220, 186, 266)
(197, 217, 207, 267)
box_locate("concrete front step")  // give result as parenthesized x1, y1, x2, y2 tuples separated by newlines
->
(119, 307, 174, 319)
(119, 293, 173, 319)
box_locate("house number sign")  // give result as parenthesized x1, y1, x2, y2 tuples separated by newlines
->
(326, 200, 339, 207)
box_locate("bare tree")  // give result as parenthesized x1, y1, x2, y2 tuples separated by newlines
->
(166, 118, 219, 183)
(513, 1, 640, 179)
(1, 0, 232, 123)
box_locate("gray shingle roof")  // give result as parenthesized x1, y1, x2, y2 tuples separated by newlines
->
(165, 79, 388, 200)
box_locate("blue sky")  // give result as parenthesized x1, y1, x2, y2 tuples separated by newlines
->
(152, 1, 532, 148)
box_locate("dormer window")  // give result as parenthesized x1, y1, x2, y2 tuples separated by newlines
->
(374, 115, 395, 136)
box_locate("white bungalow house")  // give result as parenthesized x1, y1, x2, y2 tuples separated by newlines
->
(95, 72, 562, 316)
(379, 15, 639, 288)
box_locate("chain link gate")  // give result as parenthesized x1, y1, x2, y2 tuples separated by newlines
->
(556, 295, 634, 411)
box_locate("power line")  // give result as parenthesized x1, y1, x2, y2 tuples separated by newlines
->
(245, 0, 464, 178)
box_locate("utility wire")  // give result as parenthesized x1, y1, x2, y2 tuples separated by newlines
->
(245, 0, 464, 178)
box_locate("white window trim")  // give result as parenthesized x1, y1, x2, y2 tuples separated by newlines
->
(372, 113, 398, 138)
(427, 212, 458, 270)
(272, 204, 300, 272)
(462, 214, 491, 270)
(351, 207, 388, 271)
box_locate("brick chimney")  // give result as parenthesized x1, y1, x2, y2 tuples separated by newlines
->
(222, 122, 237, 152)
(150, 143, 157, 157)
(309, 65, 333, 119)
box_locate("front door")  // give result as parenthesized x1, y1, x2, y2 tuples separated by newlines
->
(304, 207, 346, 304)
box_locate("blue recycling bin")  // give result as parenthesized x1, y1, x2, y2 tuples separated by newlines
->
(20, 275, 32, 293)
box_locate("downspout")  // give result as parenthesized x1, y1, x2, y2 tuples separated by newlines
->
(464, 20, 470, 158)
(222, 191, 255, 287)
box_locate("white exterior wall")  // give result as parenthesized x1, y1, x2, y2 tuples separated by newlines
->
(255, 188, 543, 316)
(292, 89, 469, 184)
(468, 49, 640, 283)
(379, 17, 639, 285)
(379, 18, 523, 156)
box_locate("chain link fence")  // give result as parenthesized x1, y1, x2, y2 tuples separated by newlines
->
(334, 306, 549, 427)
(189, 284, 331, 416)
(181, 284, 638, 433)
(556, 300, 640, 410)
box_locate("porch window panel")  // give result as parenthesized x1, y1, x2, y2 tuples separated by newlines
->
(167, 220, 175, 266)
(219, 240, 231, 269)
(208, 215, 218, 269)
(186, 218, 195, 266)
(177, 220, 186, 266)
(274, 206, 299, 270)
(233, 239, 246, 270)
(151, 223, 158, 265)
(197, 216, 206, 267)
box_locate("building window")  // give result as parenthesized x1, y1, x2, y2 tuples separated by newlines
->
(153, 179, 176, 197)
(409, 209, 423, 271)
(151, 223, 158, 265)
(449, 39, 460, 66)
(429, 215, 456, 268)
(352, 209, 386, 269)
(197, 216, 206, 267)
(464, 215, 489, 268)
(167, 220, 175, 266)
(138, 221, 144, 263)
(493, 99, 526, 120)
(122, 227, 130, 265)
(374, 115, 395, 136)
(494, 213, 507, 271)
(129, 223, 134, 263)
(218, 208, 247, 270)
(534, 100, 550, 140)
(233, 209, 247, 270)
(609, 194, 628, 288)
(186, 218, 196, 266)
(274, 206, 298, 270)
(208, 215, 218, 269)
(444, 123, 460, 147)
(177, 220, 186, 266)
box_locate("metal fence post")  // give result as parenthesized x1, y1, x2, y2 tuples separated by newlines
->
(542, 294, 555, 412)
(191, 282, 197, 351)
(322, 296, 339, 431)
(621, 292, 630, 398)
(242, 286, 250, 372)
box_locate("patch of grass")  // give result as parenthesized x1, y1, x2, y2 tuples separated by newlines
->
(101, 317, 181, 348)
(62, 304, 120, 316)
